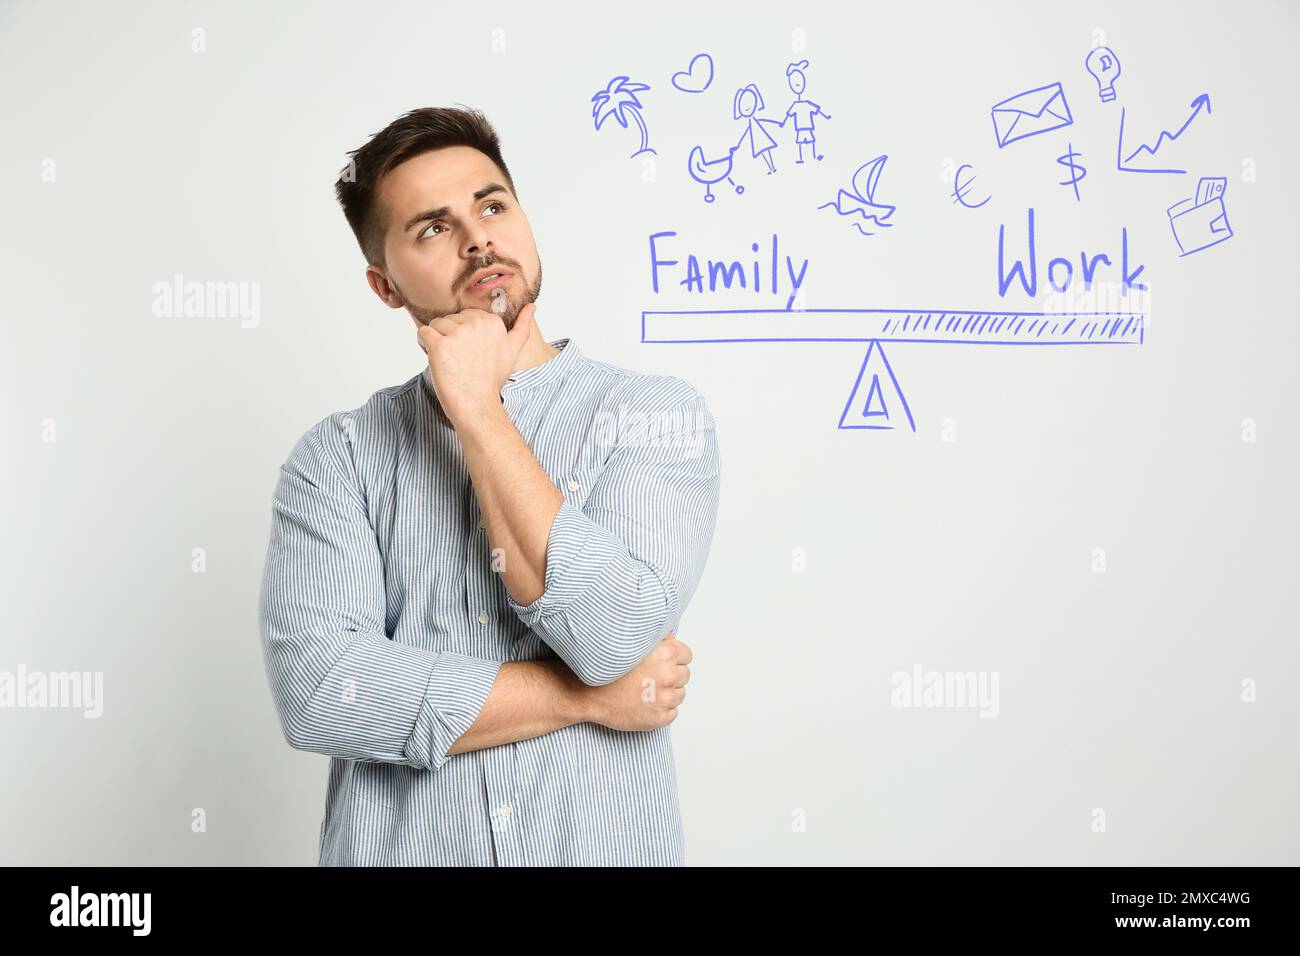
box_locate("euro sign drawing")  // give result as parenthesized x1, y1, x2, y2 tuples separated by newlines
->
(1056, 144, 1086, 201)
(951, 163, 991, 209)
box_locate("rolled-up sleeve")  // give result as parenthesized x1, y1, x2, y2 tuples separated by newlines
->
(258, 415, 502, 771)
(506, 388, 721, 686)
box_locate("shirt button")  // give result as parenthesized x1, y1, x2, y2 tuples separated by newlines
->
(499, 804, 512, 817)
(567, 478, 579, 492)
(478, 610, 490, 624)
(477, 516, 485, 529)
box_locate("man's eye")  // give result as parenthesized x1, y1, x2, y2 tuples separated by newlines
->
(419, 203, 505, 241)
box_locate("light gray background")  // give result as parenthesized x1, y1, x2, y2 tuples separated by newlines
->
(2, 0, 1296, 865)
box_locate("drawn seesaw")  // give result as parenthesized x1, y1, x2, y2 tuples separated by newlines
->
(640, 307, 1147, 431)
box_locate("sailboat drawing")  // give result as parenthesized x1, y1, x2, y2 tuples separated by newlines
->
(818, 154, 897, 236)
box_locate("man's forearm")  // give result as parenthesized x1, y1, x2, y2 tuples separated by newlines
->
(445, 658, 591, 757)
(454, 400, 560, 607)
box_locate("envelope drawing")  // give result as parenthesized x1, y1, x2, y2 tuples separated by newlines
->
(1168, 179, 1233, 257)
(991, 82, 1074, 149)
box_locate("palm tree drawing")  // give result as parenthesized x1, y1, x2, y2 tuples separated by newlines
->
(591, 76, 656, 158)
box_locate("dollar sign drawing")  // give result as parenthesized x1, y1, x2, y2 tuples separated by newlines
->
(1057, 143, 1086, 202)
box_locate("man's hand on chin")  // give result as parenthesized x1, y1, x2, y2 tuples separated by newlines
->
(418, 302, 536, 423)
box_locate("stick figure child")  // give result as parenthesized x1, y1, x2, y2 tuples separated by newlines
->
(733, 84, 783, 175)
(783, 60, 832, 162)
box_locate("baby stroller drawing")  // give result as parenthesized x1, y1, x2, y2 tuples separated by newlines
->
(688, 144, 745, 202)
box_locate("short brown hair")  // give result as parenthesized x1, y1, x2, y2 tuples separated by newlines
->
(334, 106, 517, 268)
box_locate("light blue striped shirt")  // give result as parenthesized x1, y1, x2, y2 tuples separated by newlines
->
(257, 338, 721, 865)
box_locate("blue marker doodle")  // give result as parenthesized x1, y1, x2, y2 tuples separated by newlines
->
(687, 145, 745, 202)
(642, 308, 1147, 346)
(781, 60, 832, 163)
(1056, 144, 1086, 201)
(671, 53, 714, 93)
(952, 164, 991, 209)
(840, 342, 915, 431)
(733, 84, 784, 175)
(1168, 176, 1232, 255)
(591, 75, 656, 159)
(991, 82, 1073, 148)
(819, 155, 896, 236)
(1084, 47, 1122, 103)
(647, 232, 809, 309)
(1117, 94, 1211, 175)
(997, 208, 1145, 298)
(640, 307, 1147, 433)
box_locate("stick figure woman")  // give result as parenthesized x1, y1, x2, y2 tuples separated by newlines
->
(782, 60, 832, 162)
(733, 84, 782, 175)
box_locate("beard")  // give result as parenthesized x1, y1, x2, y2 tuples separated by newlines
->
(395, 260, 543, 332)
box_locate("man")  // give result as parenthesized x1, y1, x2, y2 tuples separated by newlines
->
(782, 60, 832, 164)
(257, 107, 722, 866)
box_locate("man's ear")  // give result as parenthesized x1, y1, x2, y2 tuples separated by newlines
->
(366, 265, 404, 309)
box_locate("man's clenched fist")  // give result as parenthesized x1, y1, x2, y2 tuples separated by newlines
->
(582, 634, 693, 732)
(417, 302, 536, 421)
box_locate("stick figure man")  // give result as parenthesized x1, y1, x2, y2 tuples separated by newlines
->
(783, 60, 832, 162)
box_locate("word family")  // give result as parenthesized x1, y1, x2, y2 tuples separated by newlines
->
(648, 231, 811, 310)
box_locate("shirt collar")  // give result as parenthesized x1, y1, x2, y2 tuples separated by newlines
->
(420, 337, 580, 402)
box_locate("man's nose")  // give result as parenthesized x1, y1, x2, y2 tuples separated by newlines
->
(461, 226, 493, 258)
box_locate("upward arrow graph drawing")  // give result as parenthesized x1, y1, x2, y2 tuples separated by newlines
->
(1117, 94, 1211, 175)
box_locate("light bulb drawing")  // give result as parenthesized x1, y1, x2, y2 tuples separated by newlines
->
(1085, 46, 1122, 103)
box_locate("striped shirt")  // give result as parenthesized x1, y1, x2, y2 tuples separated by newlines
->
(257, 337, 721, 866)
